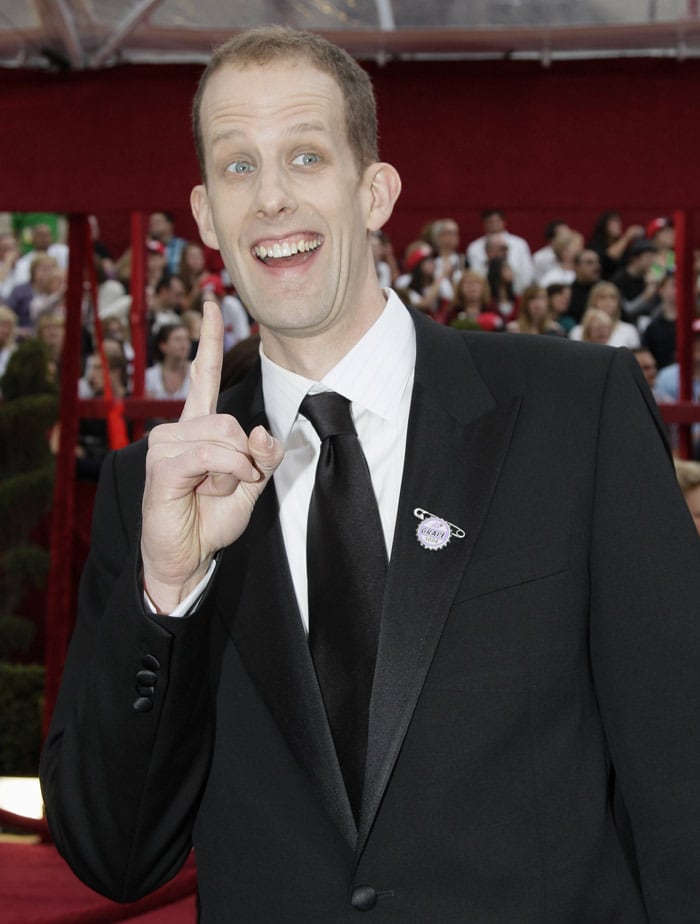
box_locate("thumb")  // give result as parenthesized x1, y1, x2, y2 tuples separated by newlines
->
(248, 425, 284, 482)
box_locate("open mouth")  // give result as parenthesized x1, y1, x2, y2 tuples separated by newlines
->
(252, 235, 322, 264)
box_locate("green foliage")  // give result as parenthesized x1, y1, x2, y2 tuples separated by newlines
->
(0, 663, 45, 775)
(0, 615, 37, 660)
(0, 544, 51, 626)
(0, 338, 57, 401)
(0, 392, 58, 480)
(0, 339, 57, 764)
(0, 466, 55, 552)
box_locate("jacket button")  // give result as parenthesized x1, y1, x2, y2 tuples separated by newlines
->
(136, 685, 155, 697)
(350, 885, 377, 911)
(132, 696, 153, 713)
(136, 669, 158, 686)
(142, 654, 160, 671)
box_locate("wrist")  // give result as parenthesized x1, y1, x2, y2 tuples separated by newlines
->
(141, 560, 212, 614)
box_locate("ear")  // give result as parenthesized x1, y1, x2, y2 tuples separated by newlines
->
(363, 163, 402, 232)
(190, 184, 220, 251)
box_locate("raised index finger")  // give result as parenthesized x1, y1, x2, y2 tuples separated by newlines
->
(181, 300, 224, 420)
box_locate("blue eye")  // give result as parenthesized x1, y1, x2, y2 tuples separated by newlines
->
(292, 152, 320, 166)
(226, 160, 254, 174)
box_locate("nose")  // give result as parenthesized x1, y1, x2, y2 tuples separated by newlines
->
(254, 163, 296, 220)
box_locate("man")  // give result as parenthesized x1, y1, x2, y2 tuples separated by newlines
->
(611, 237, 660, 324)
(12, 222, 69, 285)
(149, 211, 188, 276)
(532, 217, 569, 283)
(7, 253, 62, 335)
(646, 215, 675, 279)
(567, 247, 601, 323)
(41, 26, 700, 922)
(466, 208, 535, 294)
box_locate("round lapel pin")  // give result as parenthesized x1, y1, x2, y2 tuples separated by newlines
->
(414, 507, 465, 551)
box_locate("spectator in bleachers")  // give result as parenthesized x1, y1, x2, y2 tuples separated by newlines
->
(646, 216, 675, 281)
(0, 231, 22, 301)
(7, 254, 63, 335)
(546, 282, 575, 335)
(533, 219, 569, 283)
(397, 243, 452, 321)
(144, 322, 192, 400)
(149, 211, 187, 276)
(610, 238, 660, 325)
(466, 208, 535, 294)
(571, 281, 640, 348)
(633, 347, 673, 404)
(587, 210, 644, 280)
(0, 303, 18, 384)
(484, 234, 517, 320)
(12, 222, 69, 285)
(36, 310, 65, 382)
(448, 269, 504, 331)
(178, 241, 208, 298)
(580, 308, 613, 345)
(539, 229, 584, 288)
(642, 271, 677, 370)
(568, 249, 601, 323)
(429, 218, 463, 298)
(507, 284, 562, 336)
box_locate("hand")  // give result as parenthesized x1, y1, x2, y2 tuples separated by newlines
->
(141, 301, 283, 612)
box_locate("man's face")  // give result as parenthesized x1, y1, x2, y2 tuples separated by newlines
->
(437, 222, 459, 251)
(149, 213, 171, 241)
(483, 213, 505, 234)
(634, 349, 657, 388)
(191, 61, 397, 363)
(577, 251, 601, 283)
(32, 225, 53, 251)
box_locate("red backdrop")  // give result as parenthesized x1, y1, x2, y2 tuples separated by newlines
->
(2, 56, 700, 255)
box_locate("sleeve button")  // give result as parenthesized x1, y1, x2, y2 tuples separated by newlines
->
(133, 696, 154, 713)
(350, 886, 377, 911)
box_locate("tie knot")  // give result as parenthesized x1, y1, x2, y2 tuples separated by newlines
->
(299, 391, 356, 440)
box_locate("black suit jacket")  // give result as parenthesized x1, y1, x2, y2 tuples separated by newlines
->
(41, 309, 700, 922)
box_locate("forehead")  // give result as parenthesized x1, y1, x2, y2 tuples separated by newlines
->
(201, 61, 344, 143)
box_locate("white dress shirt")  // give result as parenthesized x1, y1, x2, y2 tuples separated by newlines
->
(466, 231, 535, 295)
(160, 289, 416, 624)
(261, 289, 415, 629)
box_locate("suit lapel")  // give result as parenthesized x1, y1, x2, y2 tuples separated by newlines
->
(358, 314, 522, 852)
(216, 370, 357, 847)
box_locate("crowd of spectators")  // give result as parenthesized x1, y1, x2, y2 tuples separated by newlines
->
(2, 207, 700, 464)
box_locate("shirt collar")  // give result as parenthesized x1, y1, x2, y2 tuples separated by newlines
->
(261, 289, 415, 444)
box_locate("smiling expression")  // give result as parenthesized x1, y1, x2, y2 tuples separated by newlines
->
(191, 60, 400, 375)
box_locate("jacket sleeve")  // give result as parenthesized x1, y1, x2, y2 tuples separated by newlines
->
(589, 347, 700, 921)
(40, 441, 217, 902)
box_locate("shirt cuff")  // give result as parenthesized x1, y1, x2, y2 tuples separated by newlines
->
(143, 558, 218, 618)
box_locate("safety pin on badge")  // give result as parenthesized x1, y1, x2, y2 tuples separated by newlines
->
(414, 508, 465, 551)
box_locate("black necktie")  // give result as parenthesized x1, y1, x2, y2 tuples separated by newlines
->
(299, 391, 388, 821)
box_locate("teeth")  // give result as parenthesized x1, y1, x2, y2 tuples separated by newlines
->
(254, 237, 321, 260)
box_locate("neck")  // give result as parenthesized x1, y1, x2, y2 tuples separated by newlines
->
(259, 288, 387, 381)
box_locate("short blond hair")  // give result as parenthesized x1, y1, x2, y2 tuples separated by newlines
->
(192, 26, 378, 182)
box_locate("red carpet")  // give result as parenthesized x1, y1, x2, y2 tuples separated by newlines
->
(0, 841, 196, 923)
